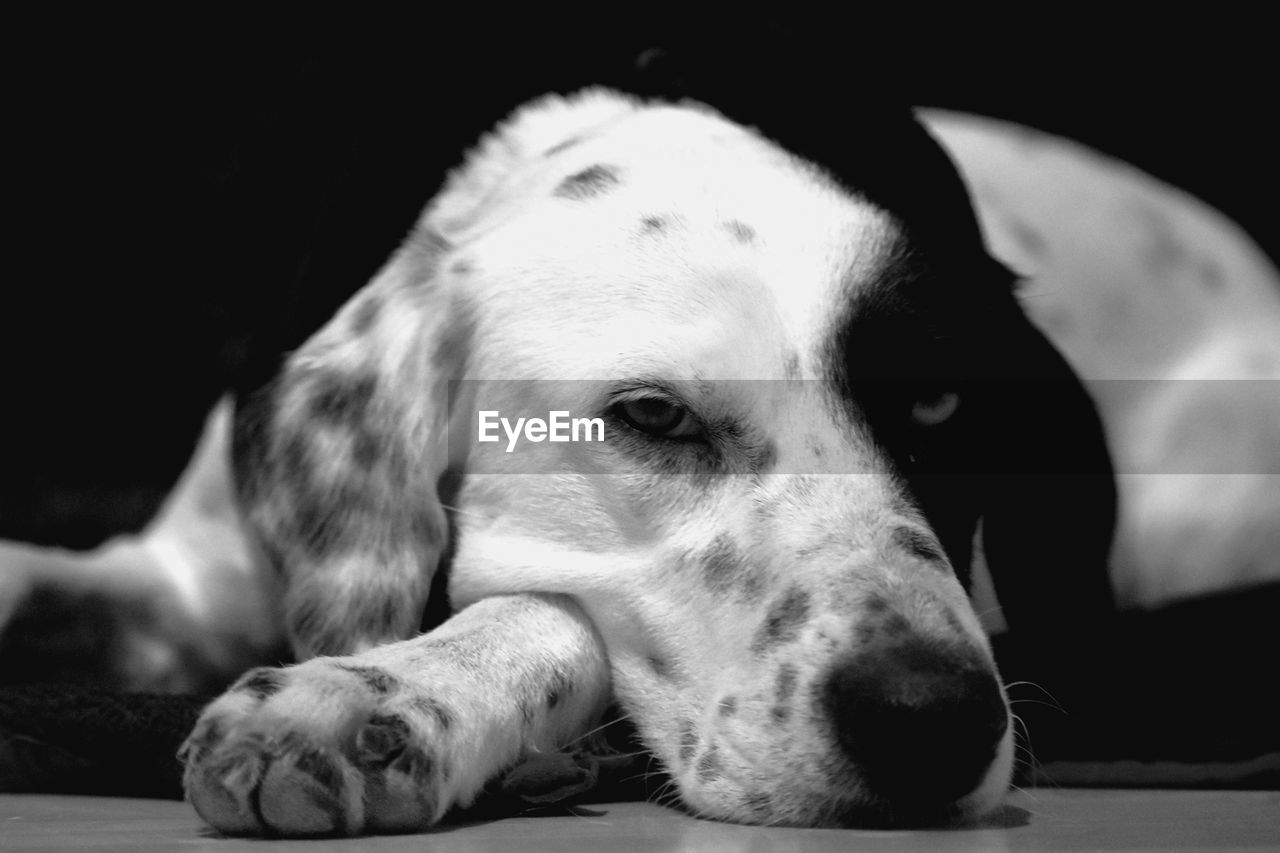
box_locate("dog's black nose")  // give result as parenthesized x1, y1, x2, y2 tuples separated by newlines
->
(822, 637, 1008, 804)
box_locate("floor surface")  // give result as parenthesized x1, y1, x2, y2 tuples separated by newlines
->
(2, 789, 1278, 851)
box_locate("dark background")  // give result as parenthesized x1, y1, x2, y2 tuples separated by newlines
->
(4, 12, 1276, 545)
(1, 11, 1277, 780)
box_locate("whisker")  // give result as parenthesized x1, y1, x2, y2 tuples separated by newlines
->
(1008, 781, 1044, 812)
(646, 778, 680, 808)
(1009, 710, 1054, 791)
(439, 502, 488, 520)
(1003, 680, 1067, 714)
(1008, 697, 1070, 713)
(562, 712, 635, 748)
(624, 769, 671, 786)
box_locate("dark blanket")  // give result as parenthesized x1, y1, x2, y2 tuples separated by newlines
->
(0, 685, 203, 798)
(991, 582, 1280, 790)
(2, 586, 1278, 805)
(0, 684, 652, 817)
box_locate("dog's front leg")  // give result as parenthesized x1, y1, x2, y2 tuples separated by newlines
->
(181, 593, 609, 837)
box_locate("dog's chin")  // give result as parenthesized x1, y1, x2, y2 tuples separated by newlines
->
(679, 784, 1005, 831)
(674, 729, 1015, 830)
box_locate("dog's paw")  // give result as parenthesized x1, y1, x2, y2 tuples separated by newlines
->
(180, 660, 459, 836)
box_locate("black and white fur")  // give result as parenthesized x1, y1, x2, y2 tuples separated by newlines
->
(181, 89, 1066, 832)
(4, 86, 1278, 836)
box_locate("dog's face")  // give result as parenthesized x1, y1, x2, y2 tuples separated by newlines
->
(238, 91, 1031, 826)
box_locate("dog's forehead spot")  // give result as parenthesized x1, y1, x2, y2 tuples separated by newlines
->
(723, 219, 757, 245)
(639, 214, 670, 235)
(553, 163, 622, 200)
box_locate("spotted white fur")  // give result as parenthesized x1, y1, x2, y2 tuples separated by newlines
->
(177, 90, 1016, 832)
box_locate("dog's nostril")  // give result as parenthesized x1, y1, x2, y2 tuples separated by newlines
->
(822, 638, 1007, 804)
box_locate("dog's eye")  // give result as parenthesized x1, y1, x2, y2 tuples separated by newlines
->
(911, 391, 960, 426)
(613, 397, 702, 439)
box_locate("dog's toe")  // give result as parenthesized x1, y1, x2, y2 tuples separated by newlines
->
(356, 713, 440, 832)
(182, 734, 268, 835)
(256, 736, 364, 835)
(183, 723, 365, 836)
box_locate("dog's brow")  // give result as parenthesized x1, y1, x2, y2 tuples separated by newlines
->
(891, 526, 948, 569)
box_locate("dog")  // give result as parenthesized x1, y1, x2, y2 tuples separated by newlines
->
(178, 88, 1066, 834)
(3, 85, 1278, 835)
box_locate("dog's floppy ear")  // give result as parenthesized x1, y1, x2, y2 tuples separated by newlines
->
(969, 291, 1118, 638)
(862, 251, 1117, 638)
(231, 91, 637, 658)
(231, 225, 469, 657)
(813, 104, 1118, 637)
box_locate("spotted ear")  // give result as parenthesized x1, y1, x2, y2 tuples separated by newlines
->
(231, 225, 471, 658)
(231, 90, 642, 659)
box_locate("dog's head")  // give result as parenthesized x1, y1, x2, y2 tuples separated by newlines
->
(234, 89, 1113, 826)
